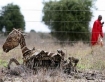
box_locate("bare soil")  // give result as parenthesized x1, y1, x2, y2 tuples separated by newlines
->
(0, 66, 105, 82)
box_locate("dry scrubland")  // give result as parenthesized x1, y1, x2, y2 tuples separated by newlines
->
(0, 32, 105, 82)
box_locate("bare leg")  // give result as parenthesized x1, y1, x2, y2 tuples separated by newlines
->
(8, 58, 20, 69)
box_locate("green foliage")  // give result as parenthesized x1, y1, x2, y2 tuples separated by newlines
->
(30, 29, 36, 33)
(0, 59, 8, 67)
(0, 3, 25, 32)
(0, 16, 3, 31)
(42, 0, 95, 42)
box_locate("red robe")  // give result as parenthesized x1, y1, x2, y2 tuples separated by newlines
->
(91, 19, 103, 46)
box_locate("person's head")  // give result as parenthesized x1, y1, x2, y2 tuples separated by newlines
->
(98, 15, 102, 21)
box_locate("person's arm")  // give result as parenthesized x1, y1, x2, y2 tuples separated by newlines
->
(100, 22, 104, 38)
(101, 22, 104, 27)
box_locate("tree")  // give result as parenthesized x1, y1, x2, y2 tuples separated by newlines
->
(42, 0, 95, 43)
(0, 3, 25, 32)
(0, 16, 4, 31)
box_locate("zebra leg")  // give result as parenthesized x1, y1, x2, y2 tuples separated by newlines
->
(8, 58, 20, 69)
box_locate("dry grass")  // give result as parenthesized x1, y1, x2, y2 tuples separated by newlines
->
(0, 32, 105, 82)
(0, 32, 105, 70)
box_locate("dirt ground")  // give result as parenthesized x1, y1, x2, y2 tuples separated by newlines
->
(0, 66, 105, 82)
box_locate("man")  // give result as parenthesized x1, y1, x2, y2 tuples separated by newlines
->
(91, 15, 104, 47)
